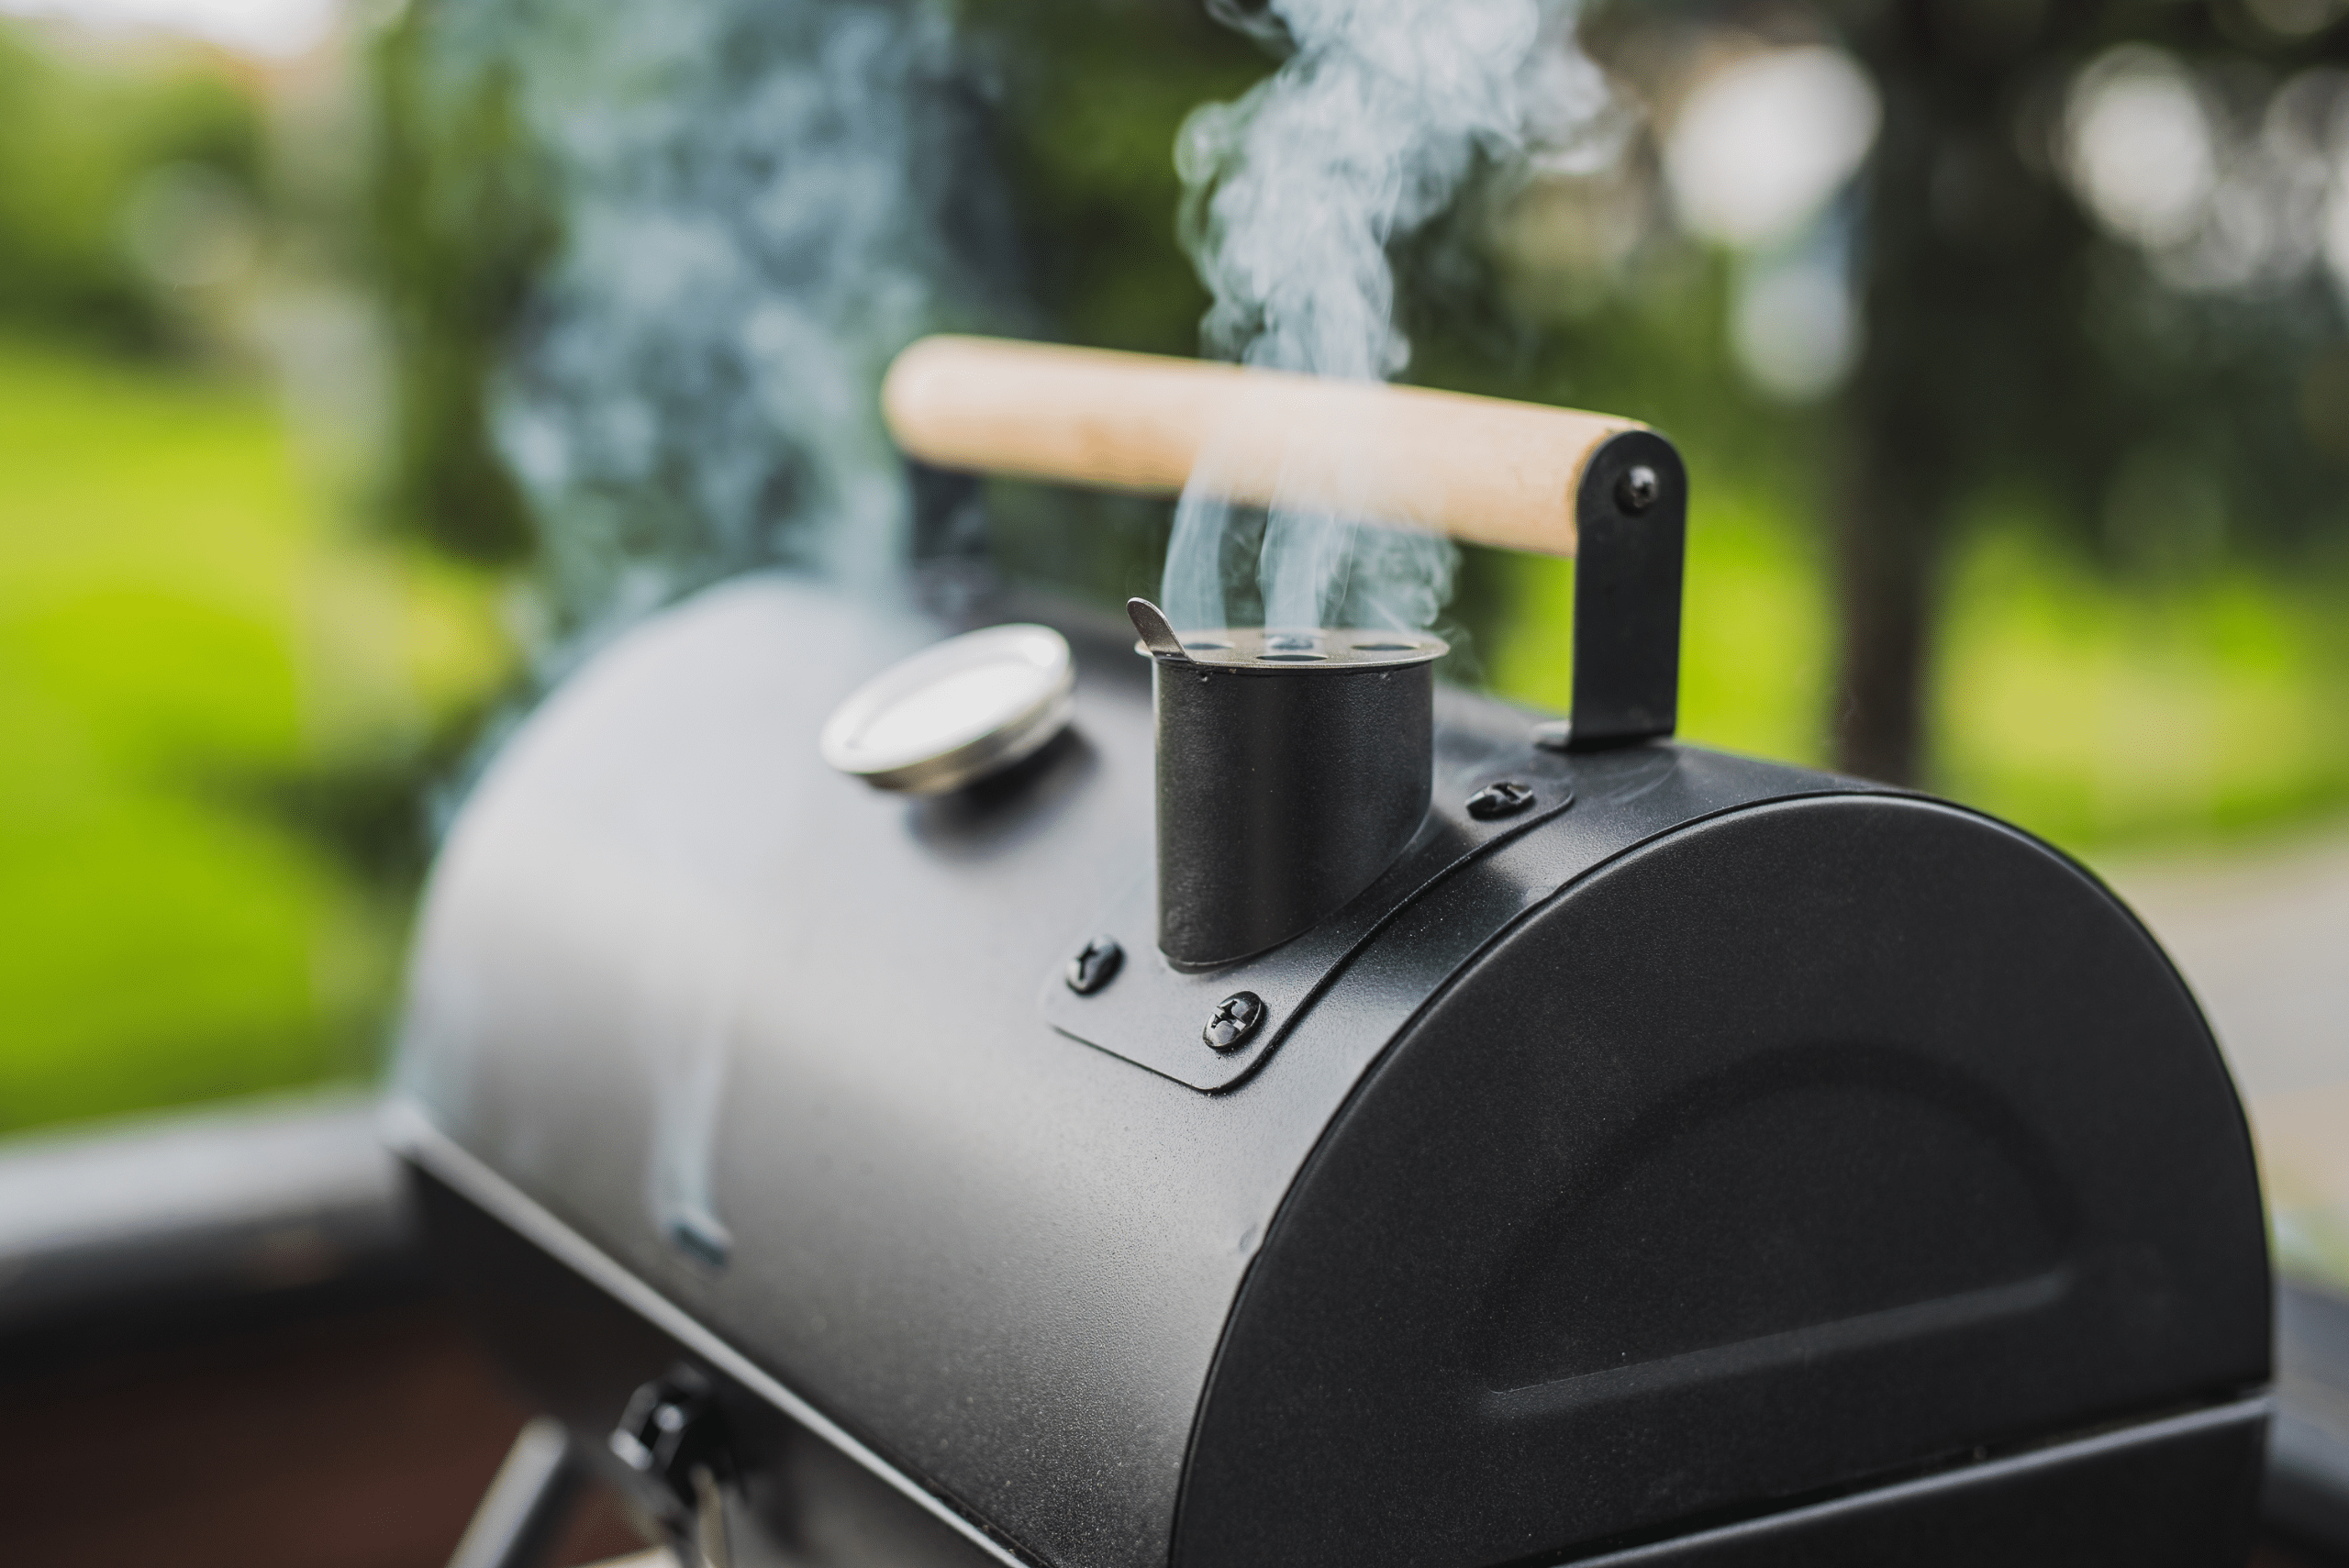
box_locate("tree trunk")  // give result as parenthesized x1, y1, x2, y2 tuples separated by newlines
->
(1831, 1, 1956, 788)
(1831, 438, 1938, 785)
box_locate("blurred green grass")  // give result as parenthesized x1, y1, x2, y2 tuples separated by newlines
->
(1488, 486, 2349, 853)
(0, 334, 507, 1133)
(1937, 531, 2349, 845)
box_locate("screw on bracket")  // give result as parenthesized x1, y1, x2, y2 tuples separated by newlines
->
(1066, 935, 1124, 995)
(1615, 463, 1661, 514)
(1204, 992, 1267, 1052)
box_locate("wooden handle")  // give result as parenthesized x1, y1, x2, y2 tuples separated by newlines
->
(881, 335, 1643, 558)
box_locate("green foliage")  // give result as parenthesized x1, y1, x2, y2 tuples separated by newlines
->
(963, 0, 1264, 355)
(1487, 477, 2349, 852)
(0, 332, 514, 1133)
(360, 0, 2349, 852)
(12, 0, 2343, 1148)
(919, 1, 1262, 606)
(0, 339, 364, 1130)
(1852, 0, 2349, 563)
(1935, 525, 2349, 845)
(0, 23, 264, 352)
(370, 3, 557, 564)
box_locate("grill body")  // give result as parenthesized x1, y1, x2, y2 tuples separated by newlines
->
(395, 573, 2268, 1568)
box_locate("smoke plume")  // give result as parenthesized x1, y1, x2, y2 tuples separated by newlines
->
(418, 0, 1016, 662)
(406, 0, 1016, 1252)
(1164, 0, 1614, 634)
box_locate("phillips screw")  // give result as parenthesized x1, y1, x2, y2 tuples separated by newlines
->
(1066, 936, 1124, 995)
(1204, 992, 1267, 1051)
(1466, 781, 1537, 820)
(1616, 463, 1661, 514)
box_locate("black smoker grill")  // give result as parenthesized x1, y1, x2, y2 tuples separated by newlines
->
(393, 339, 2271, 1568)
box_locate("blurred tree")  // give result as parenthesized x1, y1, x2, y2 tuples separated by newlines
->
(963, 0, 1262, 356)
(1619, 0, 2349, 784)
(956, 0, 1266, 606)
(368, 0, 1258, 607)
(372, 8, 556, 565)
(370, 0, 2349, 797)
(0, 23, 266, 354)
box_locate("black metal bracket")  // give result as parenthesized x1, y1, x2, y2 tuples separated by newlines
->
(1041, 732, 1598, 1092)
(1568, 429, 1687, 750)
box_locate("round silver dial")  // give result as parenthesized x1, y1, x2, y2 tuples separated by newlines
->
(819, 623, 1075, 795)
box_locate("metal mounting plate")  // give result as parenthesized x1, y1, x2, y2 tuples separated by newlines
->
(1040, 727, 1591, 1093)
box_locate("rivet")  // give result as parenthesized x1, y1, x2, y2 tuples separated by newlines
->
(1066, 935, 1124, 995)
(1466, 780, 1537, 820)
(1616, 464, 1661, 514)
(1204, 991, 1267, 1051)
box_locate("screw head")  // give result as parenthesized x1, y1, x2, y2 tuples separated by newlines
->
(1466, 780, 1537, 820)
(1066, 936, 1124, 995)
(1615, 463, 1661, 514)
(609, 1370, 726, 1510)
(1204, 991, 1267, 1051)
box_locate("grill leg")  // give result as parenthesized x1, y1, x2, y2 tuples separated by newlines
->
(447, 1417, 585, 1568)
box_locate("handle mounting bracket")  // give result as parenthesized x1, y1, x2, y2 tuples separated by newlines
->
(1567, 429, 1687, 750)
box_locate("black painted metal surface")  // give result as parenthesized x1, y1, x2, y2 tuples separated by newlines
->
(2269, 1279, 2349, 1555)
(1564, 1400, 2269, 1568)
(1569, 428, 1687, 749)
(1174, 794, 2272, 1568)
(410, 1165, 1009, 1568)
(395, 571, 2271, 1568)
(1040, 719, 1577, 1091)
(1150, 638, 1435, 967)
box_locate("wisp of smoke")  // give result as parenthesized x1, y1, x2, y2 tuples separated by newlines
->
(407, 0, 1016, 1253)
(1165, 0, 1614, 633)
(419, 0, 1016, 666)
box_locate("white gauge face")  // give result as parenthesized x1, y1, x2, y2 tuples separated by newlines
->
(819, 623, 1075, 795)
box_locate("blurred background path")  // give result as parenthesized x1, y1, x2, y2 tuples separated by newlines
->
(2107, 832, 2349, 1286)
(2110, 829, 2349, 1104)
